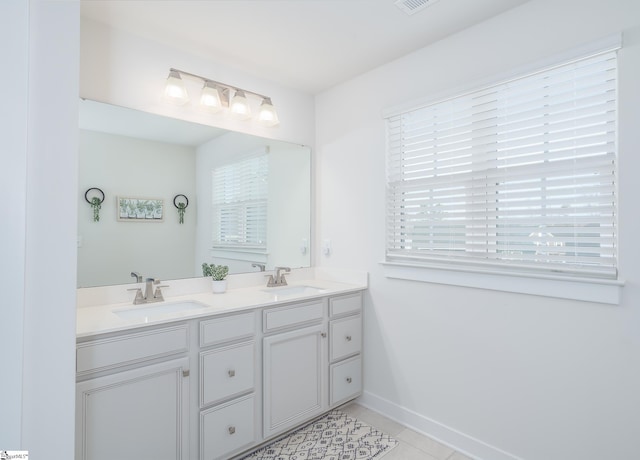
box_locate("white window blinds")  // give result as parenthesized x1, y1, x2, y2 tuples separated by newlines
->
(386, 51, 618, 279)
(212, 153, 268, 250)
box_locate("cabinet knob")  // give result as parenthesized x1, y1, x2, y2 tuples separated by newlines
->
(228, 426, 236, 435)
(228, 369, 236, 378)
(321, 332, 327, 338)
(346, 377, 352, 384)
(182, 370, 190, 378)
(345, 335, 352, 342)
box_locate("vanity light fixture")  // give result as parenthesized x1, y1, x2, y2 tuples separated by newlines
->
(164, 68, 279, 126)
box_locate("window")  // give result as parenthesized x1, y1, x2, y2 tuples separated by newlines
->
(212, 153, 268, 250)
(385, 50, 618, 280)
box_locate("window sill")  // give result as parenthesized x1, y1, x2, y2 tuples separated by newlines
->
(381, 261, 624, 305)
(211, 248, 268, 263)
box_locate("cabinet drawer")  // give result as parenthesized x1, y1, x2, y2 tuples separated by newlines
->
(200, 312, 255, 348)
(200, 394, 256, 460)
(329, 292, 362, 318)
(330, 315, 361, 362)
(330, 356, 362, 406)
(76, 324, 189, 375)
(200, 341, 255, 407)
(263, 300, 324, 332)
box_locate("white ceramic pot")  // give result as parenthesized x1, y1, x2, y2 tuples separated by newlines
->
(212, 279, 227, 294)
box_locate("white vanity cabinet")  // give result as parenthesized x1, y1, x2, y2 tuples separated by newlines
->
(75, 325, 190, 460)
(76, 287, 365, 460)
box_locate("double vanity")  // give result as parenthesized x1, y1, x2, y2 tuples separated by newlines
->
(75, 269, 367, 460)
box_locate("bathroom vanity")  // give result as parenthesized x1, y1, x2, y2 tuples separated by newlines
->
(75, 271, 366, 460)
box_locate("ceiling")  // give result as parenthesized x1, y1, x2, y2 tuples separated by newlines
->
(80, 0, 529, 95)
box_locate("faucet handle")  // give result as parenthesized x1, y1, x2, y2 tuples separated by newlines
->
(265, 274, 276, 287)
(127, 287, 145, 304)
(154, 285, 168, 301)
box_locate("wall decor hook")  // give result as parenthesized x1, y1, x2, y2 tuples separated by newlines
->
(173, 194, 189, 224)
(85, 187, 105, 222)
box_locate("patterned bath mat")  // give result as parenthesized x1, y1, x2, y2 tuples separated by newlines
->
(240, 409, 398, 460)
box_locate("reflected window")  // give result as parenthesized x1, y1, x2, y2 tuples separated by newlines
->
(212, 153, 268, 250)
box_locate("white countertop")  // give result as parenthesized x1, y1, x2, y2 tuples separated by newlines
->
(77, 269, 367, 338)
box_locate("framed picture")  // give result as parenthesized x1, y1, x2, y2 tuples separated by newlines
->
(117, 197, 164, 222)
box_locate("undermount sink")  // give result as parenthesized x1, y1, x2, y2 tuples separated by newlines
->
(113, 301, 208, 320)
(261, 285, 326, 298)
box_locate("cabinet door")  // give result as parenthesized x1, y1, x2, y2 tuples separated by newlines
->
(263, 324, 326, 438)
(76, 357, 189, 460)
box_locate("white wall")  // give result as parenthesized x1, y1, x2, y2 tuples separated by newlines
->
(0, 0, 78, 456)
(0, 0, 29, 447)
(315, 0, 640, 459)
(78, 130, 197, 286)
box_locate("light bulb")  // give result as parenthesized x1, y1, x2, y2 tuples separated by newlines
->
(258, 98, 279, 127)
(229, 90, 251, 120)
(163, 70, 189, 105)
(200, 81, 222, 113)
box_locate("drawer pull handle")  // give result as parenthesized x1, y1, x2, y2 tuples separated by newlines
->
(345, 335, 352, 342)
(228, 369, 236, 378)
(228, 426, 236, 435)
(346, 377, 352, 384)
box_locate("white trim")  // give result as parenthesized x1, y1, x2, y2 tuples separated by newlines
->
(382, 32, 622, 119)
(381, 261, 624, 304)
(357, 391, 524, 460)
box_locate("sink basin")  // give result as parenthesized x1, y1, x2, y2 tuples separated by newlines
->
(261, 285, 326, 298)
(114, 301, 207, 320)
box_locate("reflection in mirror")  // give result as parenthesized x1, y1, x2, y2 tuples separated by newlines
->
(78, 99, 311, 288)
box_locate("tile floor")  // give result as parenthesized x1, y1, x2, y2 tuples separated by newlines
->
(340, 402, 474, 460)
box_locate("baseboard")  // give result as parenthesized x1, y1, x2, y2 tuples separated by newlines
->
(357, 391, 524, 460)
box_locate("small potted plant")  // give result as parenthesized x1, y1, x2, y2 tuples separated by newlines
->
(202, 262, 229, 293)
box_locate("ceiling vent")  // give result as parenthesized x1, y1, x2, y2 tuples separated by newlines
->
(394, 0, 440, 15)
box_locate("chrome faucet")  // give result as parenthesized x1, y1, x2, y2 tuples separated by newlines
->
(128, 277, 168, 304)
(266, 266, 291, 287)
(252, 263, 266, 272)
(130, 271, 142, 283)
(144, 278, 156, 300)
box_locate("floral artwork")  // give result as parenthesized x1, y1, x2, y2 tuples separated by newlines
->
(117, 197, 164, 222)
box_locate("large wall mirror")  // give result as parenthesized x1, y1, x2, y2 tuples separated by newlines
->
(78, 99, 311, 288)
